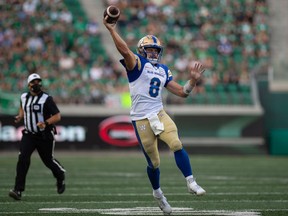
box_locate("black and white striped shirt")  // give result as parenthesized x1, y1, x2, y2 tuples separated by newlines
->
(20, 91, 59, 133)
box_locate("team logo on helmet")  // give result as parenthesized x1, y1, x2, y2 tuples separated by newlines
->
(137, 35, 163, 64)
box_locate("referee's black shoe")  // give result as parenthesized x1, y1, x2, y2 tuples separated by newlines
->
(9, 189, 21, 200)
(57, 180, 65, 194)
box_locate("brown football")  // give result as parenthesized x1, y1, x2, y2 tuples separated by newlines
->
(103, 5, 120, 24)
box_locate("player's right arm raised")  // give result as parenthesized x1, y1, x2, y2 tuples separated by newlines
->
(103, 16, 136, 71)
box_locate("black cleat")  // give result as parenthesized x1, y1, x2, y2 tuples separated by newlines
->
(57, 180, 65, 194)
(9, 189, 21, 200)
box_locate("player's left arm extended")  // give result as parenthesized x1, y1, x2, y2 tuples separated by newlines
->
(166, 61, 205, 98)
(166, 80, 189, 98)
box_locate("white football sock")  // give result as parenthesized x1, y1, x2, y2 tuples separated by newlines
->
(185, 175, 194, 182)
(153, 188, 163, 198)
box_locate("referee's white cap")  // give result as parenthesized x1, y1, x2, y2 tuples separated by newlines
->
(27, 73, 42, 84)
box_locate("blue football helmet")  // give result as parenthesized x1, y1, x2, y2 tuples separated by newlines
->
(137, 35, 163, 64)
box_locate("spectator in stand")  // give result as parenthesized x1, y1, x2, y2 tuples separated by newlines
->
(1, 0, 270, 105)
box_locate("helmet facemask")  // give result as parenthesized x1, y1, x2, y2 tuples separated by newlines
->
(137, 35, 163, 64)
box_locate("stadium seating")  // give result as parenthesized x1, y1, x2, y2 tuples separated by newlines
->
(0, 0, 269, 113)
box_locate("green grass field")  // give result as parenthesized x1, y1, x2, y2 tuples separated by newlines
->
(0, 151, 288, 216)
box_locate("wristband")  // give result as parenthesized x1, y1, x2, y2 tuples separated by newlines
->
(183, 80, 194, 95)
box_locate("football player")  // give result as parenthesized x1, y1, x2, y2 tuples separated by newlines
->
(103, 15, 206, 215)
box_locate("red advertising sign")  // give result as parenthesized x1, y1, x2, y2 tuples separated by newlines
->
(99, 116, 138, 147)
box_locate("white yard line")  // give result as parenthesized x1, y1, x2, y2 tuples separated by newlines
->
(38, 207, 262, 215)
(1, 208, 288, 215)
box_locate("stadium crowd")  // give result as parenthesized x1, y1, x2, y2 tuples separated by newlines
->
(0, 0, 269, 106)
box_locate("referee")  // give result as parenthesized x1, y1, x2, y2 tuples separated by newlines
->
(9, 73, 66, 200)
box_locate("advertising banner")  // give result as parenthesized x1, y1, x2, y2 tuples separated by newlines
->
(0, 107, 264, 150)
(0, 115, 138, 150)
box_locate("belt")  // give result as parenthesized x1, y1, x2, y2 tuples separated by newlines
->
(22, 129, 43, 137)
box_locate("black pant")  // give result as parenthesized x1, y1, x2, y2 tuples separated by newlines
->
(14, 131, 65, 192)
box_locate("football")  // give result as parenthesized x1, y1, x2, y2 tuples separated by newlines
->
(103, 5, 120, 24)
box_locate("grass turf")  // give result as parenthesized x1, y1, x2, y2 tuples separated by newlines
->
(0, 151, 287, 215)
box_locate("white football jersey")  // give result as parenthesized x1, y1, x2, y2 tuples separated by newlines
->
(120, 54, 173, 120)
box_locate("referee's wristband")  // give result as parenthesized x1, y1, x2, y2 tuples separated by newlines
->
(45, 121, 49, 127)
